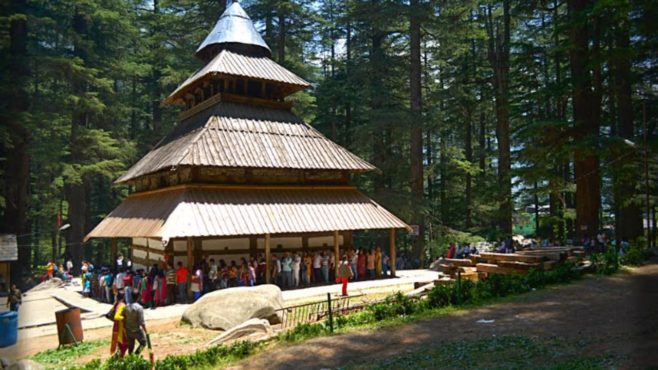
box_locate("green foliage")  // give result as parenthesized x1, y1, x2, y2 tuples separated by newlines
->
(278, 322, 328, 342)
(366, 292, 421, 321)
(32, 340, 108, 367)
(621, 244, 652, 266)
(592, 246, 620, 275)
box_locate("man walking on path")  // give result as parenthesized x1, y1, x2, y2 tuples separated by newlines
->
(7, 284, 22, 311)
(176, 262, 189, 303)
(125, 291, 148, 355)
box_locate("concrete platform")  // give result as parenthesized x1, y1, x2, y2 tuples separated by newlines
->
(2, 269, 440, 344)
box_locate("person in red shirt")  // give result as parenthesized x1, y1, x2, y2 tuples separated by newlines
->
(175, 262, 189, 303)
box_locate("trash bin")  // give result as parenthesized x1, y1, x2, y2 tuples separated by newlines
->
(0, 311, 18, 347)
(55, 307, 84, 345)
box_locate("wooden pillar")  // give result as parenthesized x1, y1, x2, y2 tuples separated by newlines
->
(265, 234, 271, 284)
(187, 238, 194, 299)
(146, 238, 151, 266)
(110, 238, 118, 268)
(164, 239, 173, 267)
(250, 236, 257, 259)
(333, 230, 340, 276)
(389, 229, 397, 277)
(186, 238, 194, 270)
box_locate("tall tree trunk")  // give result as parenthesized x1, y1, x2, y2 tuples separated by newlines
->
(479, 111, 486, 181)
(370, 14, 386, 194)
(465, 111, 473, 229)
(568, 0, 600, 240)
(409, 0, 424, 263)
(485, 0, 513, 236)
(277, 3, 286, 64)
(151, 0, 162, 137)
(613, 15, 643, 241)
(3, 0, 31, 285)
(344, 19, 352, 148)
(67, 8, 91, 269)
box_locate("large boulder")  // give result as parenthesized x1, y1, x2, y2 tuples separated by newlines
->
(181, 284, 284, 330)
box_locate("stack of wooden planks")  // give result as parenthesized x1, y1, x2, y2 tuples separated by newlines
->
(436, 247, 586, 278)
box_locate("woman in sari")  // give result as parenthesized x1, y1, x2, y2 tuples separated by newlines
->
(156, 269, 167, 306)
(110, 293, 127, 357)
(357, 250, 366, 281)
(140, 270, 152, 308)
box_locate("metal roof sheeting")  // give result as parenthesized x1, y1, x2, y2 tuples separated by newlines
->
(116, 103, 375, 183)
(85, 185, 410, 242)
(169, 50, 309, 102)
(196, 1, 271, 58)
(0, 234, 18, 261)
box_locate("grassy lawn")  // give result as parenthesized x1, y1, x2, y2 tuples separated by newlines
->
(346, 336, 617, 370)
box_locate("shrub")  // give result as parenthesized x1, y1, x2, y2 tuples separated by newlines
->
(622, 244, 651, 266)
(279, 322, 327, 342)
(428, 283, 454, 308)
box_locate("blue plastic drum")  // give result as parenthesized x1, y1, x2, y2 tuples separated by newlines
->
(0, 311, 18, 347)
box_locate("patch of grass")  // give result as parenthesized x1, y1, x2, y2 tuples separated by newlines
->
(31, 339, 108, 368)
(347, 336, 616, 370)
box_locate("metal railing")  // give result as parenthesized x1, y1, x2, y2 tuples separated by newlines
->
(276, 293, 365, 330)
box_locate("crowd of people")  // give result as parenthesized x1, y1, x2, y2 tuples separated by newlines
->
(38, 247, 400, 308)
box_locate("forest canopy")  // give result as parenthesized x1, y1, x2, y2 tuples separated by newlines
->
(1, 0, 656, 278)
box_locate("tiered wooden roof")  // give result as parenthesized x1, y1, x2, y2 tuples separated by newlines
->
(85, 185, 407, 243)
(86, 0, 408, 241)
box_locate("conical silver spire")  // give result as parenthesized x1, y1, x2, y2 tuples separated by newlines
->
(196, 1, 271, 61)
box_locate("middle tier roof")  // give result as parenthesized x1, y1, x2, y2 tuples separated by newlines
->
(116, 102, 376, 184)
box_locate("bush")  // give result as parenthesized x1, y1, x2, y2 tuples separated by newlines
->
(366, 292, 421, 321)
(279, 322, 327, 342)
(622, 244, 651, 266)
(428, 283, 453, 308)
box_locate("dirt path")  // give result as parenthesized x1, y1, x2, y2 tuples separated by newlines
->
(232, 262, 658, 369)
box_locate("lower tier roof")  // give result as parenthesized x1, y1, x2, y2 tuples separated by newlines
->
(85, 185, 409, 243)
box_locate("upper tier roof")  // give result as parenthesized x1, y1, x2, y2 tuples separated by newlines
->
(196, 1, 271, 61)
(166, 49, 309, 104)
(115, 102, 376, 184)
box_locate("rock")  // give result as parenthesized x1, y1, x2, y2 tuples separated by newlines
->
(182, 284, 284, 330)
(206, 318, 272, 346)
(7, 360, 44, 370)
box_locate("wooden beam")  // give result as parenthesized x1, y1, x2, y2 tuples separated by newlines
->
(265, 234, 271, 284)
(146, 238, 151, 266)
(187, 237, 194, 271)
(389, 228, 397, 277)
(111, 239, 118, 268)
(333, 230, 340, 276)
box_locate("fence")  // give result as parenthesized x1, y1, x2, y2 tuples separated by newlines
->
(276, 293, 366, 330)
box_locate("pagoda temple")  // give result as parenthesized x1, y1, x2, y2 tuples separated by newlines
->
(86, 0, 409, 282)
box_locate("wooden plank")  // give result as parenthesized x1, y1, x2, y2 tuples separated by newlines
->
(478, 252, 544, 264)
(476, 263, 528, 275)
(444, 258, 475, 267)
(497, 261, 542, 270)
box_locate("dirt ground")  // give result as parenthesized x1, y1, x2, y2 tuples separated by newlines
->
(230, 262, 658, 369)
(9, 317, 218, 364)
